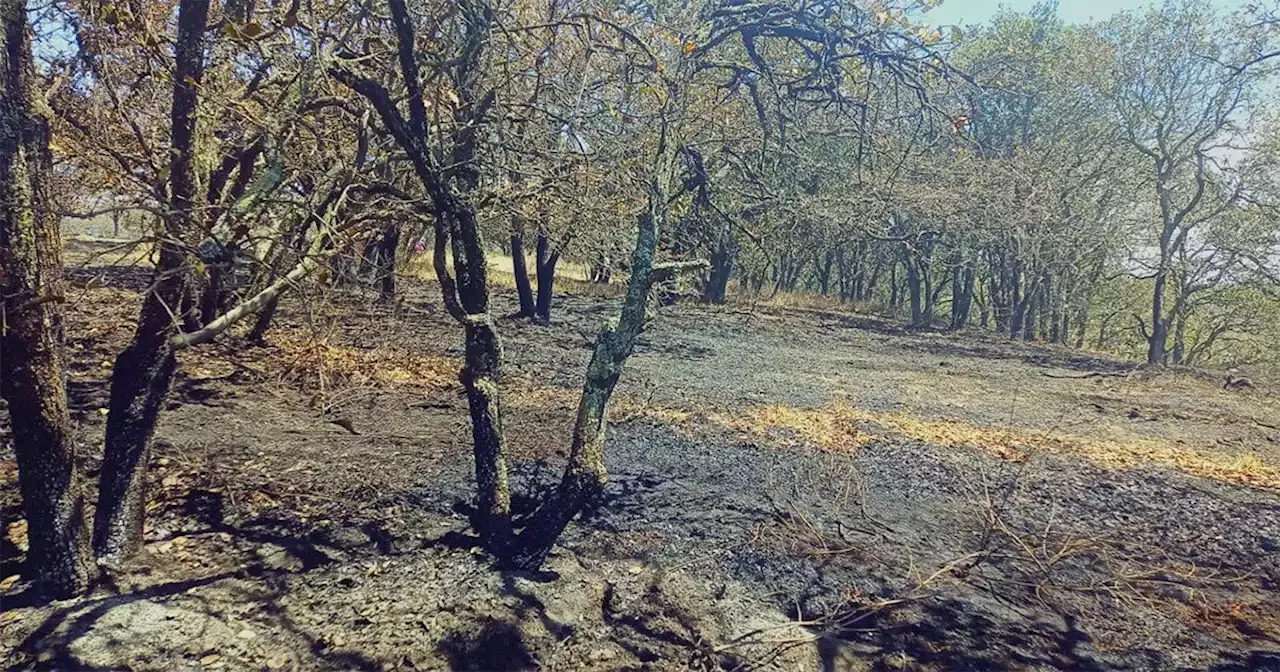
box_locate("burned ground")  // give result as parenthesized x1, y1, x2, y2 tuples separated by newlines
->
(2, 250, 1279, 671)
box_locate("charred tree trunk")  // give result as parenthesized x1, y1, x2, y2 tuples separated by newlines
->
(334, 0, 513, 554)
(702, 237, 733, 304)
(506, 157, 702, 570)
(0, 0, 96, 596)
(357, 235, 379, 280)
(248, 226, 300, 345)
(1022, 281, 1040, 342)
(1171, 310, 1187, 365)
(510, 219, 535, 317)
(534, 232, 559, 322)
(906, 255, 925, 327)
(816, 249, 835, 296)
(378, 223, 400, 302)
(93, 0, 211, 564)
(200, 265, 225, 327)
(950, 266, 974, 331)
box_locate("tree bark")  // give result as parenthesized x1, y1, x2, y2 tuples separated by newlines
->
(906, 256, 924, 326)
(510, 219, 535, 317)
(0, 0, 96, 597)
(534, 232, 559, 322)
(1171, 309, 1187, 365)
(506, 158, 701, 569)
(333, 0, 513, 554)
(950, 265, 974, 330)
(702, 237, 733, 304)
(378, 223, 400, 302)
(93, 0, 211, 563)
(1147, 268, 1169, 365)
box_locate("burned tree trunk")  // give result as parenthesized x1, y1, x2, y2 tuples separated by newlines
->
(333, 0, 513, 554)
(93, 0, 211, 563)
(378, 223, 400, 302)
(950, 265, 975, 330)
(510, 219, 535, 317)
(0, 0, 96, 597)
(507, 157, 706, 570)
(702, 237, 733, 304)
(534, 232, 559, 322)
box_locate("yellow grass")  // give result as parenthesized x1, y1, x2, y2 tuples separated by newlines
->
(727, 288, 873, 314)
(402, 251, 624, 299)
(721, 400, 1280, 489)
(477, 376, 1280, 489)
(258, 331, 460, 392)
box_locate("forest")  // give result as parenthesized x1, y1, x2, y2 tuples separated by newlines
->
(2, 0, 1279, 669)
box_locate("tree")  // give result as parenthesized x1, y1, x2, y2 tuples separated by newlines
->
(91, 0, 213, 562)
(1102, 1, 1273, 365)
(0, 0, 96, 598)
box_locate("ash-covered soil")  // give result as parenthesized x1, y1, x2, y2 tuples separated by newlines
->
(2, 254, 1279, 671)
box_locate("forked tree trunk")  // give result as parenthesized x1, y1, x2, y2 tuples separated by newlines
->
(534, 232, 559, 322)
(93, 0, 211, 563)
(703, 237, 733, 304)
(0, 0, 97, 596)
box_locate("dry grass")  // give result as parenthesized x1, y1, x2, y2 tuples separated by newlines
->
(65, 258, 1270, 492)
(726, 288, 872, 314)
(501, 380, 1280, 489)
(402, 251, 625, 300)
(250, 329, 460, 394)
(718, 400, 1280, 489)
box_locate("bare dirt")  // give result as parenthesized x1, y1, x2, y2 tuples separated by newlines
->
(2, 244, 1279, 671)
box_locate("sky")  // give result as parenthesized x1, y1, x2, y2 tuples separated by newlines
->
(919, 0, 1249, 26)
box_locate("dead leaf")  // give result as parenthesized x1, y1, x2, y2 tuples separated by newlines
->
(0, 575, 20, 591)
(6, 520, 28, 552)
(240, 20, 264, 38)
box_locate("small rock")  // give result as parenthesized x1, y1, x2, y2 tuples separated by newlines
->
(237, 629, 256, 640)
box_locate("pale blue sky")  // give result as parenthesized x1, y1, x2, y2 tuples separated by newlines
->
(919, 0, 1248, 26)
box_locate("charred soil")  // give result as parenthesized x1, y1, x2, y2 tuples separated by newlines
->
(2, 250, 1279, 671)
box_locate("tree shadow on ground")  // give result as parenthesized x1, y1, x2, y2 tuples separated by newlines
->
(17, 573, 237, 668)
(805, 596, 1160, 672)
(439, 619, 537, 671)
(12, 513, 391, 670)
